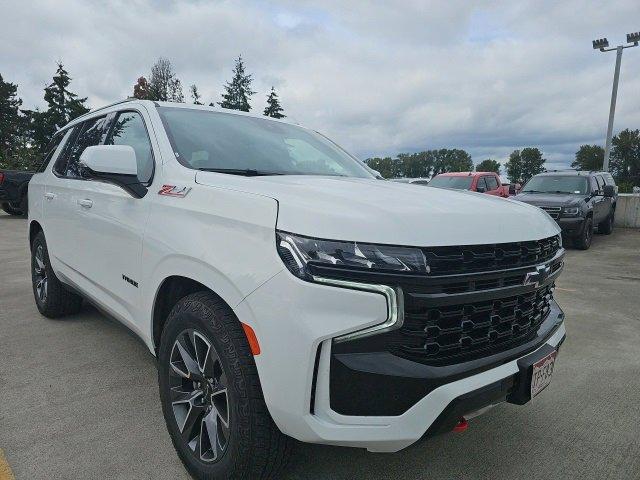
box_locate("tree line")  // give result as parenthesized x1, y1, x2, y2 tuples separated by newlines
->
(131, 56, 285, 118)
(1, 59, 639, 192)
(0, 56, 285, 171)
(365, 136, 639, 192)
(364, 147, 546, 184)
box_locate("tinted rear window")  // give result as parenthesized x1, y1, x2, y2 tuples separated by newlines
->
(428, 175, 473, 190)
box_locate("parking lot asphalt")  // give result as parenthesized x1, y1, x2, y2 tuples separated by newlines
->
(1, 211, 639, 480)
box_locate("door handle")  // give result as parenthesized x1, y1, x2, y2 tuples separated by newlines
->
(44, 193, 55, 200)
(77, 199, 93, 209)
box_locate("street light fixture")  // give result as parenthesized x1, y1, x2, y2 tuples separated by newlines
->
(593, 32, 639, 171)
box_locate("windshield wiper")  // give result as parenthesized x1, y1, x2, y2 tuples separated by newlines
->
(198, 168, 284, 177)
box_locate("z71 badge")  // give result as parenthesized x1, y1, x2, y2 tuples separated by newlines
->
(158, 185, 192, 198)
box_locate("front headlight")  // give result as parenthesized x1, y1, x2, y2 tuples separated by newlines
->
(276, 231, 428, 280)
(562, 206, 580, 216)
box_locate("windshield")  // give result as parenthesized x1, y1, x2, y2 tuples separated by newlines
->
(158, 107, 373, 178)
(428, 175, 473, 189)
(522, 176, 588, 194)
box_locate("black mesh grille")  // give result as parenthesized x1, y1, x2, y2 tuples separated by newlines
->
(421, 235, 560, 276)
(391, 284, 554, 365)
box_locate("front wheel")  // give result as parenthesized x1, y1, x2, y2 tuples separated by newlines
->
(598, 212, 614, 235)
(157, 292, 292, 480)
(574, 216, 593, 250)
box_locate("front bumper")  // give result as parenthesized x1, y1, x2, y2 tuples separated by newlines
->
(557, 216, 585, 237)
(236, 269, 566, 453)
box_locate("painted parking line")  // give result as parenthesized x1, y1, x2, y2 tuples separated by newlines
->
(0, 449, 15, 480)
(555, 287, 577, 292)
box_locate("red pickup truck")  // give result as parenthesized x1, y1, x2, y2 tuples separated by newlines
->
(428, 171, 516, 197)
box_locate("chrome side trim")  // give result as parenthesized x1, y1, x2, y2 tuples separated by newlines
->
(311, 276, 403, 343)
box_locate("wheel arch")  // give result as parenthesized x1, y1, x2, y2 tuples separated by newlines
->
(150, 274, 239, 356)
(29, 220, 43, 250)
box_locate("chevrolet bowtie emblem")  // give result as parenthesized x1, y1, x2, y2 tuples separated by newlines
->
(523, 264, 552, 288)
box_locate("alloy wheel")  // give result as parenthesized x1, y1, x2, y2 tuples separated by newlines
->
(169, 329, 230, 463)
(34, 245, 48, 304)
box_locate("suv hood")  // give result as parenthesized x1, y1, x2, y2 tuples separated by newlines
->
(196, 173, 559, 246)
(514, 192, 585, 207)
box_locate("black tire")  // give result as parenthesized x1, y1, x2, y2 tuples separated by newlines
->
(598, 211, 614, 235)
(31, 231, 83, 318)
(1, 202, 23, 216)
(158, 291, 292, 480)
(574, 216, 593, 250)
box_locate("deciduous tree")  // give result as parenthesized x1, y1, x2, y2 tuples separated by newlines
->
(133, 76, 150, 100)
(571, 145, 604, 171)
(149, 58, 184, 102)
(476, 159, 501, 174)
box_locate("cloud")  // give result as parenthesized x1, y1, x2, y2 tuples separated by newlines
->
(1, 0, 639, 170)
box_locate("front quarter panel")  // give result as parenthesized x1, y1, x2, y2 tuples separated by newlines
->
(141, 179, 282, 350)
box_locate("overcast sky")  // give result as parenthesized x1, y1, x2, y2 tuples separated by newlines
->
(2, 0, 639, 171)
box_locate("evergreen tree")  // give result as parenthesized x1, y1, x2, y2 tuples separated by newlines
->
(43, 62, 89, 136)
(572, 145, 604, 171)
(476, 159, 501, 174)
(190, 84, 203, 105)
(148, 58, 184, 102)
(218, 56, 255, 111)
(263, 87, 285, 118)
(0, 73, 22, 165)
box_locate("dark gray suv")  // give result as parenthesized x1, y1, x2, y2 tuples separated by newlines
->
(514, 170, 617, 250)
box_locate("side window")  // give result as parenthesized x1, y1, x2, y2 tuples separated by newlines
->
(603, 174, 616, 186)
(106, 111, 154, 184)
(595, 176, 604, 193)
(56, 116, 107, 178)
(37, 130, 68, 173)
(476, 177, 488, 191)
(485, 176, 498, 190)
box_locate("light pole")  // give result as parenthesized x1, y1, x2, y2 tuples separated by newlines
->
(592, 32, 639, 172)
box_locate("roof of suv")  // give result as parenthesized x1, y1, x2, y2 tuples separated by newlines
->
(436, 171, 496, 177)
(71, 98, 299, 128)
(536, 170, 608, 177)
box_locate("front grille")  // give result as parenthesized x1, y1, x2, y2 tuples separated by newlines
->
(539, 206, 562, 219)
(325, 235, 563, 366)
(421, 235, 560, 276)
(391, 284, 554, 365)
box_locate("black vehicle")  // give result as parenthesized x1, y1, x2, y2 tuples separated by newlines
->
(0, 169, 34, 216)
(514, 170, 617, 250)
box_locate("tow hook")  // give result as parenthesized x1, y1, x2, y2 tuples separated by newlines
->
(453, 418, 468, 433)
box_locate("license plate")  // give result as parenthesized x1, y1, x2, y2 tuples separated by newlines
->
(530, 350, 557, 398)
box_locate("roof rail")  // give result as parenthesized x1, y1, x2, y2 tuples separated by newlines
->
(72, 98, 137, 123)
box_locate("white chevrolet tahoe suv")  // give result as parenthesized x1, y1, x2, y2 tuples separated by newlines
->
(28, 100, 566, 479)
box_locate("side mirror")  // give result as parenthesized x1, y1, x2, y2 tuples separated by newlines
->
(476, 186, 486, 193)
(603, 184, 615, 198)
(80, 145, 146, 198)
(509, 184, 516, 195)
